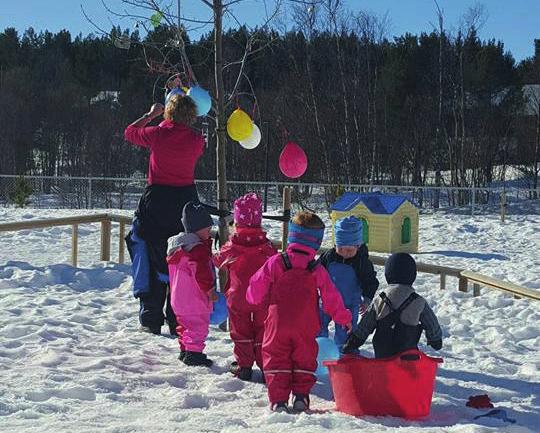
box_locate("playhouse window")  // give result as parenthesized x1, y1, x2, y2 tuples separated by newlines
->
(361, 218, 369, 244)
(401, 217, 411, 244)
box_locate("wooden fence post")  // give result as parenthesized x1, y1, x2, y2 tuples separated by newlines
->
(458, 277, 468, 293)
(101, 219, 111, 261)
(440, 273, 446, 290)
(71, 224, 78, 267)
(118, 222, 126, 264)
(500, 192, 507, 223)
(281, 187, 291, 251)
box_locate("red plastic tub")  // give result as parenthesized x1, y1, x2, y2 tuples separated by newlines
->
(323, 350, 443, 419)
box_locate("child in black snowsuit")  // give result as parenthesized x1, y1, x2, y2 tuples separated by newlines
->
(342, 253, 442, 358)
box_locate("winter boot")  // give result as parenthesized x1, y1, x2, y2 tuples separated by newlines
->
(292, 394, 310, 413)
(168, 321, 178, 337)
(139, 325, 161, 335)
(271, 402, 290, 413)
(229, 362, 253, 381)
(178, 351, 186, 361)
(181, 351, 213, 367)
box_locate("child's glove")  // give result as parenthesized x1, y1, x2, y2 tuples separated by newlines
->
(342, 333, 362, 354)
(209, 290, 219, 302)
(428, 339, 442, 350)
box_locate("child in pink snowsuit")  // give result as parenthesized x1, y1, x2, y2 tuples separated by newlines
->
(247, 211, 352, 413)
(167, 202, 216, 367)
(213, 193, 277, 381)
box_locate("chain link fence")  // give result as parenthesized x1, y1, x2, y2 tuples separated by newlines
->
(0, 175, 538, 215)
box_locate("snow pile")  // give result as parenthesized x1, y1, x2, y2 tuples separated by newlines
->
(0, 207, 538, 432)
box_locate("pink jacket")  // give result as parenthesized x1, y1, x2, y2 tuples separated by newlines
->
(213, 227, 277, 312)
(125, 120, 204, 187)
(247, 243, 352, 330)
(167, 235, 214, 316)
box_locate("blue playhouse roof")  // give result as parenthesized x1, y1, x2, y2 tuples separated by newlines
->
(332, 192, 413, 215)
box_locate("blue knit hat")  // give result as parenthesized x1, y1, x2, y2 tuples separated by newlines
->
(334, 216, 363, 247)
(288, 221, 324, 251)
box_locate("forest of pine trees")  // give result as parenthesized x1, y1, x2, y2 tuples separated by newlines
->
(0, 16, 539, 189)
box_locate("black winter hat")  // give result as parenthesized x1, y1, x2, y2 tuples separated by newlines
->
(384, 253, 417, 285)
(182, 201, 213, 233)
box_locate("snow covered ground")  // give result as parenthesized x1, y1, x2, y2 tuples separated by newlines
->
(0, 206, 539, 432)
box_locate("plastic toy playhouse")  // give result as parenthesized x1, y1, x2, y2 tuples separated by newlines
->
(331, 192, 419, 253)
(324, 350, 442, 419)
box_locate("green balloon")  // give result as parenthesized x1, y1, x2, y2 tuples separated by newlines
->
(150, 11, 163, 28)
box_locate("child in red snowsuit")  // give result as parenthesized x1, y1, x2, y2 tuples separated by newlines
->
(213, 193, 277, 381)
(247, 212, 352, 413)
(167, 202, 216, 367)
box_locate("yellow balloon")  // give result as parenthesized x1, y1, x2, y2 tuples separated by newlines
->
(227, 109, 253, 141)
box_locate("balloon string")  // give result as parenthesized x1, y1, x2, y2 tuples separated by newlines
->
(282, 128, 289, 142)
(251, 102, 257, 119)
(236, 95, 240, 109)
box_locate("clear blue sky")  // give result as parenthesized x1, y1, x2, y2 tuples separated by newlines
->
(1, 0, 538, 61)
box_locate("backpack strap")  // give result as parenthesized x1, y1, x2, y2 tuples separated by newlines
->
(396, 292, 420, 314)
(306, 259, 320, 272)
(280, 252, 293, 271)
(380, 292, 419, 313)
(379, 292, 395, 311)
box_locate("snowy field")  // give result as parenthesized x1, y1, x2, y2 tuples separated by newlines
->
(0, 205, 539, 432)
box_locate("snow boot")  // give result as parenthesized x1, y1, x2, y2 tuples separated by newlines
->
(271, 402, 290, 413)
(139, 325, 161, 335)
(178, 351, 186, 361)
(168, 321, 178, 337)
(229, 362, 253, 381)
(182, 351, 213, 367)
(292, 394, 310, 413)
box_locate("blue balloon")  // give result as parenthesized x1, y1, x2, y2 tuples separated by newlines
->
(210, 292, 228, 325)
(187, 86, 212, 116)
(316, 337, 340, 376)
(165, 87, 186, 105)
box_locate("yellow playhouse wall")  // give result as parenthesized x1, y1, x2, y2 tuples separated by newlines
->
(389, 202, 419, 253)
(331, 206, 392, 253)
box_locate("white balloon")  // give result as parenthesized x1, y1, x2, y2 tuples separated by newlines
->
(239, 124, 261, 149)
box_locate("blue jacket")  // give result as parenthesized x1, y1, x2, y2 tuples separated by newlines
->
(319, 245, 379, 306)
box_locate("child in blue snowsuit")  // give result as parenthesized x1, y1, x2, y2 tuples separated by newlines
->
(318, 216, 379, 352)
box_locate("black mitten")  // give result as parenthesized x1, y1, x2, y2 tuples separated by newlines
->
(428, 339, 442, 350)
(342, 333, 362, 353)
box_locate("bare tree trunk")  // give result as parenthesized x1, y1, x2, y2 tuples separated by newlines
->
(214, 0, 228, 246)
(535, 110, 540, 197)
(434, 0, 444, 208)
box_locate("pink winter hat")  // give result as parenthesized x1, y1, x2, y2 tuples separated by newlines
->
(234, 193, 262, 227)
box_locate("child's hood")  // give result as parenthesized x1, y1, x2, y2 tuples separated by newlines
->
(230, 227, 272, 248)
(167, 232, 202, 256)
(374, 283, 425, 322)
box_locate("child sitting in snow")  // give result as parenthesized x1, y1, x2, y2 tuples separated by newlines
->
(167, 202, 217, 367)
(342, 253, 442, 358)
(213, 193, 277, 381)
(247, 211, 352, 413)
(318, 216, 379, 352)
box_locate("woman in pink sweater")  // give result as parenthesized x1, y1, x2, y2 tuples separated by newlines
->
(124, 95, 205, 336)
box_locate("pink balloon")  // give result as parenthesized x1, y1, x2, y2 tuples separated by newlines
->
(279, 141, 308, 178)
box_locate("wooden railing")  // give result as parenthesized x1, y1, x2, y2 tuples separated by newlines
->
(0, 213, 132, 266)
(0, 213, 537, 302)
